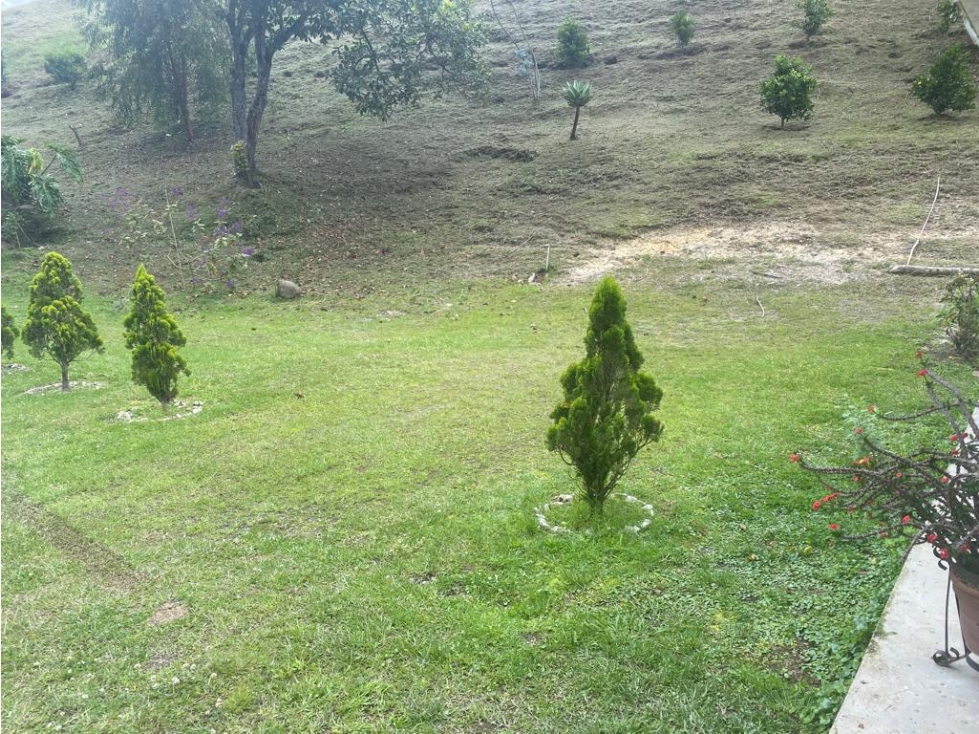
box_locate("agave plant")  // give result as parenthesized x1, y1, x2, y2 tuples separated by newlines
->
(564, 80, 592, 140)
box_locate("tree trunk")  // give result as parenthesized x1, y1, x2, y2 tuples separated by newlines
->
(243, 32, 274, 188)
(227, 2, 249, 144)
(570, 106, 581, 140)
(167, 40, 194, 143)
(60, 362, 70, 392)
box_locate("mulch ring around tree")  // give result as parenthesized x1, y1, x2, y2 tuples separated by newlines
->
(24, 381, 106, 394)
(116, 400, 204, 423)
(534, 492, 655, 535)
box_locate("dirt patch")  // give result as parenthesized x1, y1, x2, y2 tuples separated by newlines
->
(2, 489, 142, 590)
(562, 222, 979, 286)
(148, 601, 188, 627)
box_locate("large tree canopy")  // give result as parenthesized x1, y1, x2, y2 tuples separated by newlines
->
(83, 0, 229, 143)
(226, 0, 484, 186)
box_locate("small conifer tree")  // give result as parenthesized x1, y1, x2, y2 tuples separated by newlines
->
(911, 45, 977, 116)
(124, 264, 190, 410)
(2, 303, 20, 360)
(557, 19, 590, 68)
(797, 0, 833, 40)
(22, 252, 103, 390)
(670, 11, 696, 50)
(760, 55, 817, 128)
(547, 277, 664, 514)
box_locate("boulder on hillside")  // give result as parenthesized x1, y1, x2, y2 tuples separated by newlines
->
(275, 279, 301, 299)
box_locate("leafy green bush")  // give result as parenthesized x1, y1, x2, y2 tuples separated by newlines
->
(564, 79, 592, 140)
(547, 277, 663, 514)
(797, 0, 833, 40)
(1, 135, 83, 245)
(43, 49, 87, 89)
(670, 11, 696, 50)
(937, 0, 963, 34)
(760, 55, 817, 128)
(2, 303, 20, 360)
(22, 252, 103, 391)
(911, 44, 977, 115)
(938, 273, 979, 364)
(557, 19, 590, 68)
(124, 264, 190, 409)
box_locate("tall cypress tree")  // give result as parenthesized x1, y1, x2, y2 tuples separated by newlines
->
(124, 264, 189, 409)
(547, 277, 664, 514)
(22, 252, 104, 391)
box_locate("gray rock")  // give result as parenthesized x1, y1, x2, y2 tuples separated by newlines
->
(276, 279, 302, 299)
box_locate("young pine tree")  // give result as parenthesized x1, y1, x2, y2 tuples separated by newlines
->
(2, 303, 20, 360)
(124, 264, 190, 410)
(22, 252, 103, 390)
(547, 277, 664, 514)
(670, 11, 696, 51)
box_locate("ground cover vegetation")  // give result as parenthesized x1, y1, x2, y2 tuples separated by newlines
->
(2, 0, 979, 730)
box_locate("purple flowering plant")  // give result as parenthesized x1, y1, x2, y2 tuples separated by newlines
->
(107, 185, 258, 292)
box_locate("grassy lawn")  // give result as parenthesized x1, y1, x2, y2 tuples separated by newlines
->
(2, 264, 967, 732)
(2, 0, 977, 731)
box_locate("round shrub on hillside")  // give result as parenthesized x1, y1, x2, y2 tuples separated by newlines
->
(760, 55, 817, 128)
(911, 44, 977, 116)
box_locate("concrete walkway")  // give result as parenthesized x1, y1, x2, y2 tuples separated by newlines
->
(831, 543, 978, 733)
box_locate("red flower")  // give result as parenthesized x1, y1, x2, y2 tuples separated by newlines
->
(938, 547, 950, 560)
(951, 434, 959, 442)
(917, 369, 928, 377)
(940, 475, 950, 484)
(915, 350, 924, 359)
(927, 533, 938, 544)
(789, 453, 800, 463)
(855, 427, 864, 434)
(812, 500, 822, 511)
(960, 543, 971, 553)
(894, 472, 903, 479)
(826, 492, 839, 501)
(901, 515, 912, 525)
(828, 523, 840, 531)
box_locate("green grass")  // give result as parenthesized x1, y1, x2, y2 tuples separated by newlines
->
(2, 0, 977, 730)
(2, 268, 967, 733)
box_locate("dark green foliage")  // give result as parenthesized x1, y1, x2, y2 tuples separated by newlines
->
(938, 273, 979, 364)
(670, 11, 696, 50)
(43, 49, 87, 88)
(556, 19, 590, 68)
(2, 303, 20, 360)
(564, 79, 592, 140)
(760, 55, 817, 128)
(547, 277, 663, 513)
(82, 0, 228, 142)
(1, 135, 83, 245)
(797, 0, 833, 40)
(228, 0, 485, 187)
(911, 44, 977, 116)
(937, 0, 963, 34)
(124, 264, 189, 409)
(22, 253, 103, 391)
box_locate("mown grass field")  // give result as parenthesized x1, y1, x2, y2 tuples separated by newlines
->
(2, 0, 978, 731)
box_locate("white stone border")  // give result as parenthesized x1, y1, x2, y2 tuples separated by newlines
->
(534, 492, 654, 534)
(116, 400, 204, 423)
(24, 381, 106, 394)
